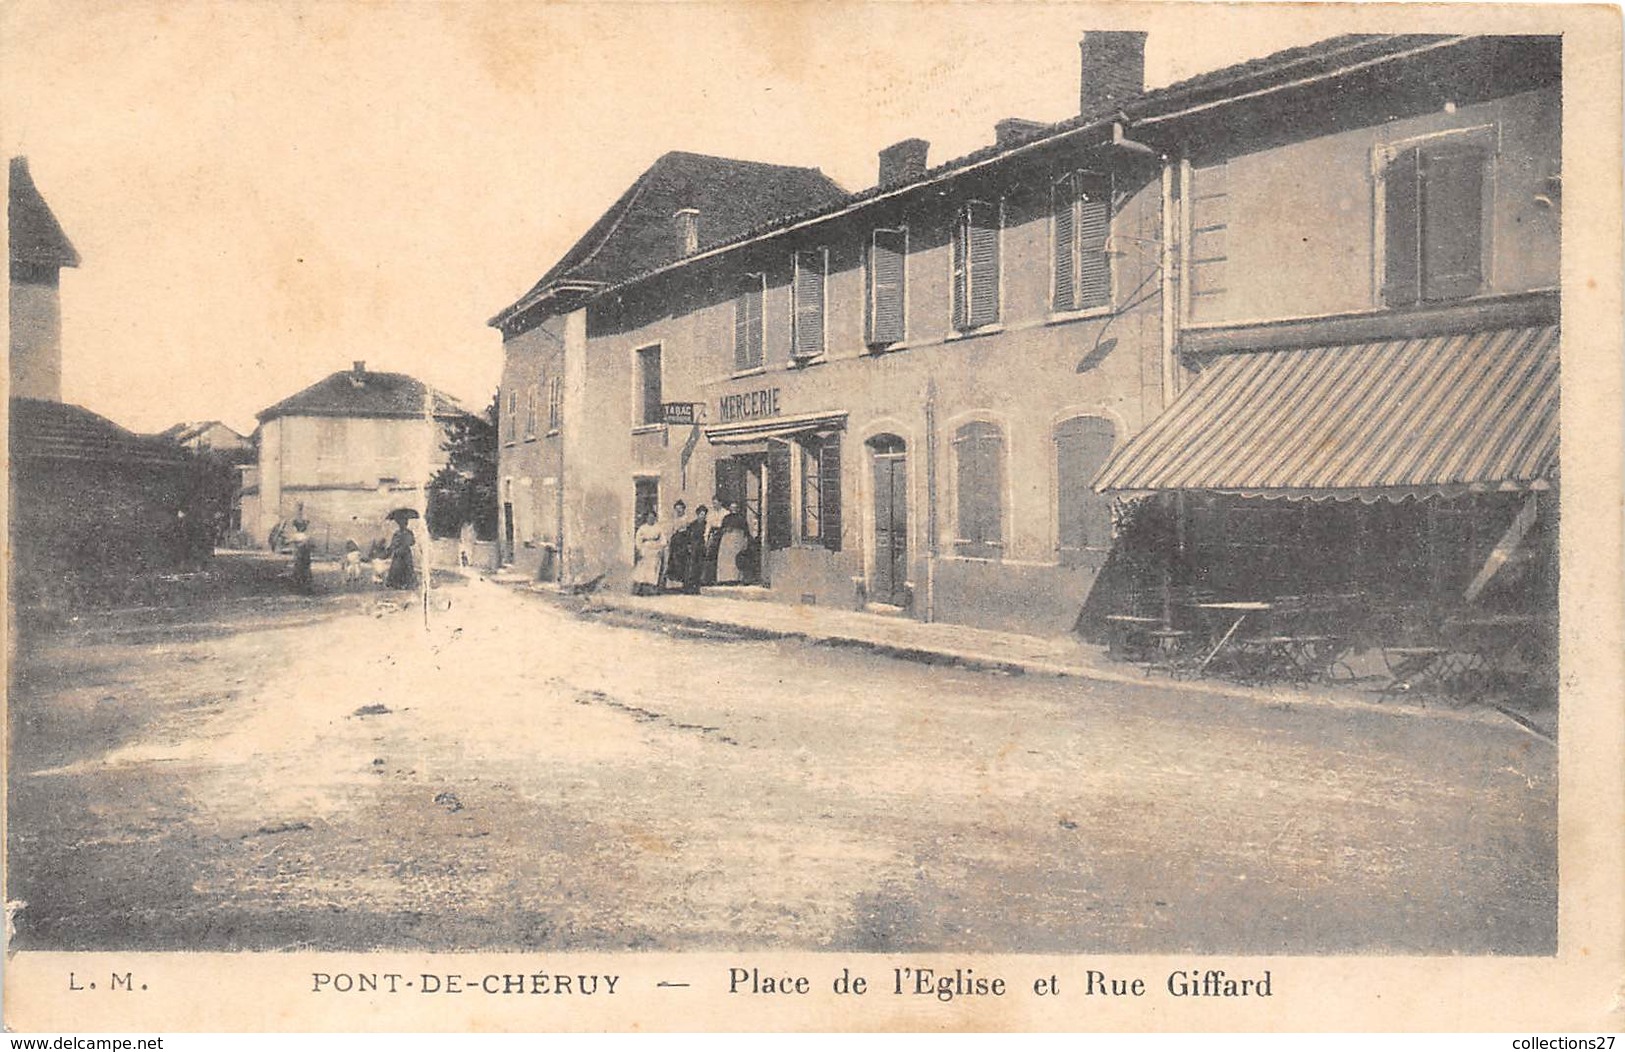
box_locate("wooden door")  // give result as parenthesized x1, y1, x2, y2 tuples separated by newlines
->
(870, 436, 908, 606)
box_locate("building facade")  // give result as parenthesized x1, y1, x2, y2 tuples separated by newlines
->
(253, 362, 472, 555)
(492, 32, 1561, 638)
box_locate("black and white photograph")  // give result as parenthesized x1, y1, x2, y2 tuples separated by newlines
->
(3, 0, 1620, 1035)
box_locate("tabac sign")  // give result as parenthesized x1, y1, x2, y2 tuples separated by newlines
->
(662, 402, 703, 426)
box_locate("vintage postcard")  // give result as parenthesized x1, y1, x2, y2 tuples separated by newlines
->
(3, 0, 1621, 1035)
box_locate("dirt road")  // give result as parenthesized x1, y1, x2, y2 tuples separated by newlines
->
(7, 563, 1556, 953)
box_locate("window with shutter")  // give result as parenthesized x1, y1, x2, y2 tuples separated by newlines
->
(547, 376, 563, 432)
(819, 433, 842, 552)
(524, 384, 538, 439)
(1055, 416, 1116, 562)
(734, 274, 765, 371)
(800, 440, 822, 542)
(504, 389, 518, 442)
(636, 345, 662, 427)
(1053, 172, 1112, 312)
(867, 227, 907, 348)
(953, 201, 1001, 332)
(792, 249, 827, 360)
(953, 420, 1004, 558)
(1383, 142, 1486, 307)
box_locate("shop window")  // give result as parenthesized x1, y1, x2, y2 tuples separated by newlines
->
(953, 420, 1004, 557)
(547, 376, 563, 432)
(867, 227, 907, 348)
(952, 200, 1001, 332)
(798, 433, 842, 550)
(1383, 141, 1488, 307)
(791, 248, 828, 361)
(734, 273, 766, 371)
(636, 345, 662, 427)
(1052, 171, 1112, 312)
(1055, 416, 1116, 560)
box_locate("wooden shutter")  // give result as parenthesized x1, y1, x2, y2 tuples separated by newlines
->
(954, 421, 1003, 557)
(951, 214, 969, 331)
(766, 442, 792, 550)
(792, 250, 826, 359)
(1052, 175, 1077, 311)
(1383, 148, 1422, 307)
(639, 347, 662, 425)
(1055, 416, 1116, 559)
(966, 201, 1001, 328)
(734, 276, 763, 370)
(819, 433, 842, 551)
(1419, 145, 1485, 302)
(868, 229, 906, 346)
(1076, 175, 1111, 310)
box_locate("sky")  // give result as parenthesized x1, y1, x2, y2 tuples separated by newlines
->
(0, 1, 1349, 436)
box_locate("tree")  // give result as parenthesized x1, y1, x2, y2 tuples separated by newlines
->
(426, 392, 498, 540)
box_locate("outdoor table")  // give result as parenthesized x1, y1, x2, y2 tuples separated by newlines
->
(1103, 614, 1163, 662)
(1191, 601, 1273, 675)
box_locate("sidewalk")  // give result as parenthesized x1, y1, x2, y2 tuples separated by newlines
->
(493, 573, 1551, 739)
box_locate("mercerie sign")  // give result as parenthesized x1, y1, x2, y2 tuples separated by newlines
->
(718, 387, 781, 424)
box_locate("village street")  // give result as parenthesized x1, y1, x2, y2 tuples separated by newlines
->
(7, 559, 1556, 955)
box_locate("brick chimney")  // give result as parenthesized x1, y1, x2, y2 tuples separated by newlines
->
(995, 118, 1047, 147)
(1079, 30, 1147, 116)
(878, 138, 930, 187)
(350, 360, 366, 386)
(673, 208, 700, 257)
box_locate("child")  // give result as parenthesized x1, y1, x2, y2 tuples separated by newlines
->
(342, 539, 363, 587)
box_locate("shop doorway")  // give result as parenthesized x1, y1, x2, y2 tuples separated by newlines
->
(714, 454, 764, 584)
(502, 502, 515, 564)
(633, 477, 660, 527)
(869, 434, 909, 606)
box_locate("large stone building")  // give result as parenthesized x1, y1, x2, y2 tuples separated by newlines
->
(251, 362, 473, 555)
(490, 32, 1561, 637)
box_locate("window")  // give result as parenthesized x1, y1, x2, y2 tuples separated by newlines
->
(316, 417, 346, 480)
(797, 433, 841, 549)
(633, 478, 659, 527)
(1052, 171, 1112, 312)
(791, 249, 828, 361)
(953, 420, 1004, 557)
(734, 273, 766, 371)
(547, 376, 563, 432)
(952, 200, 1001, 331)
(636, 345, 662, 427)
(1383, 141, 1487, 306)
(524, 383, 538, 439)
(1055, 416, 1116, 560)
(867, 227, 907, 348)
(504, 388, 518, 443)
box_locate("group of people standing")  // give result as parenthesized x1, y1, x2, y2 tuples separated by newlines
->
(631, 499, 753, 596)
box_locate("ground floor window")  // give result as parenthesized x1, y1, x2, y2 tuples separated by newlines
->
(1055, 415, 1116, 562)
(797, 433, 842, 550)
(953, 420, 1004, 558)
(634, 477, 660, 527)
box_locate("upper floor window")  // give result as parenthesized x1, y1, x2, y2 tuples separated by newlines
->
(1383, 140, 1488, 307)
(952, 200, 1001, 332)
(791, 249, 828, 362)
(1054, 415, 1116, 562)
(636, 345, 662, 427)
(1052, 171, 1112, 312)
(316, 417, 346, 478)
(953, 420, 1004, 558)
(867, 227, 907, 349)
(504, 388, 519, 443)
(547, 376, 563, 432)
(524, 383, 538, 439)
(734, 273, 766, 371)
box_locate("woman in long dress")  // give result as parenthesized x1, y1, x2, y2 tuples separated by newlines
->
(385, 520, 416, 589)
(714, 502, 750, 585)
(631, 511, 665, 596)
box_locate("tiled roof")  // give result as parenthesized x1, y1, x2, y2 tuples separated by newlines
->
(493, 151, 847, 324)
(10, 397, 188, 466)
(8, 157, 80, 268)
(592, 35, 1460, 296)
(257, 369, 470, 423)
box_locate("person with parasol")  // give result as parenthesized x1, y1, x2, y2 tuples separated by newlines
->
(384, 508, 418, 590)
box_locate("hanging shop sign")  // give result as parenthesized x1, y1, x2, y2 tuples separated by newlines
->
(662, 402, 703, 426)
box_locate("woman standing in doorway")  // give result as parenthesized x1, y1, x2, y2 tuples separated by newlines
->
(713, 502, 750, 586)
(631, 510, 666, 596)
(385, 519, 416, 590)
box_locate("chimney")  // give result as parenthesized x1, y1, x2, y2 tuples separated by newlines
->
(673, 208, 700, 257)
(1079, 30, 1147, 116)
(351, 361, 366, 386)
(995, 118, 1047, 147)
(877, 138, 930, 187)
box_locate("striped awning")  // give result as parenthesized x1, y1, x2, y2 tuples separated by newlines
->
(705, 410, 847, 446)
(1093, 326, 1558, 499)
